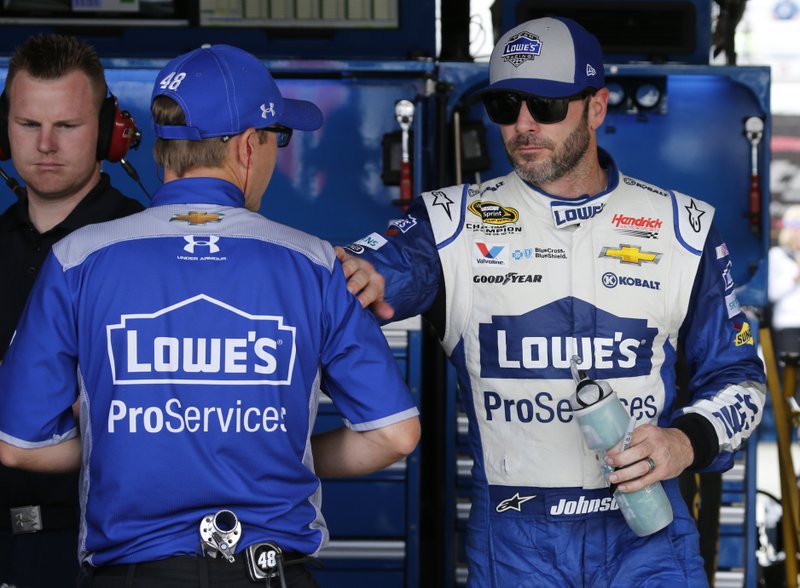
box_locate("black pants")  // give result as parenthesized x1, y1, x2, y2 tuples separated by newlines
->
(78, 555, 319, 588)
(0, 528, 80, 588)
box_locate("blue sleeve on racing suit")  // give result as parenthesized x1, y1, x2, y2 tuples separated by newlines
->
(350, 197, 443, 323)
(671, 224, 766, 472)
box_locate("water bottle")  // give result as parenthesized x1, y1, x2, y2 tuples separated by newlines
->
(569, 357, 673, 537)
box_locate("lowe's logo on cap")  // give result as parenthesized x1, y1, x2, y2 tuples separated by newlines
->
(502, 31, 542, 67)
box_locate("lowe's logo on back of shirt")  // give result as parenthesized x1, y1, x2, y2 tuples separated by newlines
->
(478, 297, 657, 379)
(106, 294, 296, 385)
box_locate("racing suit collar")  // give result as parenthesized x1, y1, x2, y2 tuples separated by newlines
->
(150, 177, 246, 208)
(517, 148, 619, 229)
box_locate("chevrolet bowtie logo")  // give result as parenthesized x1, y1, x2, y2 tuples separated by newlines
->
(170, 212, 224, 225)
(599, 244, 662, 265)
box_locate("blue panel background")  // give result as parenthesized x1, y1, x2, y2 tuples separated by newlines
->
(0, 59, 434, 247)
(0, 61, 770, 308)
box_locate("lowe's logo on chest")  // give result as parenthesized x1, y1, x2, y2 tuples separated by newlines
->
(550, 196, 609, 228)
(479, 297, 657, 379)
(106, 294, 296, 385)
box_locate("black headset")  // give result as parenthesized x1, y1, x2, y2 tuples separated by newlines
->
(0, 90, 140, 163)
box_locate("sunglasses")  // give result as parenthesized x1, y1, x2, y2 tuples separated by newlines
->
(260, 125, 293, 148)
(482, 90, 594, 125)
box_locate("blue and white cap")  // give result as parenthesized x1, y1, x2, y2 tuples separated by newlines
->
(152, 44, 323, 140)
(472, 17, 605, 100)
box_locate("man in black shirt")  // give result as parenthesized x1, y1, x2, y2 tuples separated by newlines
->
(0, 34, 143, 587)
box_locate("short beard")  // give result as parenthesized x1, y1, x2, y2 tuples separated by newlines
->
(506, 100, 591, 187)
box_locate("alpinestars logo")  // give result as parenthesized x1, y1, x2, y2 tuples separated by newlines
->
(431, 191, 454, 220)
(496, 492, 537, 512)
(502, 31, 542, 67)
(685, 199, 707, 233)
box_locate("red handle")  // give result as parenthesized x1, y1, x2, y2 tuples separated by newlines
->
(749, 174, 760, 228)
(400, 161, 412, 204)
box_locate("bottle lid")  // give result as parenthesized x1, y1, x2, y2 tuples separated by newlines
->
(573, 378, 613, 408)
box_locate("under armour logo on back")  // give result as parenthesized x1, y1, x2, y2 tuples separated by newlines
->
(184, 235, 220, 254)
(260, 103, 276, 119)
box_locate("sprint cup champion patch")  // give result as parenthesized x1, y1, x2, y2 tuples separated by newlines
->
(502, 31, 542, 67)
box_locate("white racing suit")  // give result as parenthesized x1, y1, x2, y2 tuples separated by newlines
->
(345, 151, 766, 586)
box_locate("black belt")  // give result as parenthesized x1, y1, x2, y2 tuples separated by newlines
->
(89, 551, 310, 578)
(1, 505, 79, 534)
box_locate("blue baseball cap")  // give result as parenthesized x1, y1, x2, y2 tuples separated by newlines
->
(152, 44, 323, 140)
(471, 17, 605, 100)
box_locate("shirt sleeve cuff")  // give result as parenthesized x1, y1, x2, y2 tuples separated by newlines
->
(671, 413, 720, 470)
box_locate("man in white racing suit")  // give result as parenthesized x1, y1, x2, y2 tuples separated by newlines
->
(337, 16, 766, 587)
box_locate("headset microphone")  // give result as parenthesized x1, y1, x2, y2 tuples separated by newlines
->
(0, 165, 26, 199)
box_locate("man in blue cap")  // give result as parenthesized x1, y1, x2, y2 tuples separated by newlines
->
(337, 16, 765, 586)
(0, 44, 420, 587)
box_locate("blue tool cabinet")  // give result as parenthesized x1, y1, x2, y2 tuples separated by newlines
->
(314, 320, 422, 588)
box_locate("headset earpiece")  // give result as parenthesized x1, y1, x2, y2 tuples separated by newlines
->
(98, 94, 140, 163)
(0, 92, 11, 161)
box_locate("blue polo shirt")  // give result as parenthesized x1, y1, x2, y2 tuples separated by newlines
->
(0, 177, 418, 566)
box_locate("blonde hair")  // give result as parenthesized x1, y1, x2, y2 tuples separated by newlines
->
(151, 96, 229, 177)
(152, 96, 271, 177)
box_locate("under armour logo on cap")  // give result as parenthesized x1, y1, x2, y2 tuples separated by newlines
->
(260, 102, 276, 119)
(150, 44, 323, 140)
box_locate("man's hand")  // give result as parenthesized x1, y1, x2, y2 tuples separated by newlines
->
(604, 424, 694, 493)
(335, 246, 395, 320)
